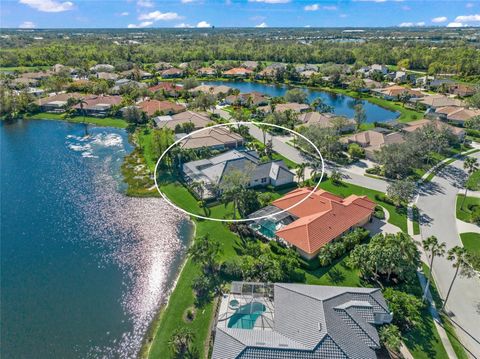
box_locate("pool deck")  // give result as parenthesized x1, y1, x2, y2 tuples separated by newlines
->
(216, 293, 275, 331)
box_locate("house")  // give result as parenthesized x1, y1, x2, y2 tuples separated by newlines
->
(256, 63, 286, 79)
(249, 188, 376, 259)
(435, 106, 480, 125)
(73, 95, 122, 117)
(154, 110, 213, 131)
(89, 64, 115, 73)
(370, 64, 388, 75)
(299, 70, 318, 79)
(197, 67, 216, 76)
(393, 71, 407, 83)
(223, 67, 253, 78)
(415, 75, 435, 87)
(119, 69, 153, 80)
(241, 61, 258, 70)
(258, 102, 310, 114)
(403, 119, 466, 140)
(111, 79, 147, 94)
(429, 78, 455, 90)
(189, 84, 233, 96)
(342, 128, 405, 160)
(161, 68, 184, 78)
(176, 127, 244, 150)
(13, 71, 52, 87)
(95, 72, 119, 81)
(224, 92, 269, 106)
(374, 85, 423, 100)
(298, 112, 355, 132)
(448, 83, 476, 97)
(212, 281, 392, 359)
(154, 61, 173, 71)
(416, 94, 466, 109)
(182, 149, 294, 199)
(148, 82, 184, 95)
(137, 99, 186, 117)
(35, 92, 83, 113)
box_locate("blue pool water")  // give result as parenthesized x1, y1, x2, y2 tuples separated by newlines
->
(203, 80, 399, 123)
(228, 302, 266, 329)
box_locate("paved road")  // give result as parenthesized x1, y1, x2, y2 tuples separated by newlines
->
(417, 152, 480, 357)
(245, 123, 388, 192)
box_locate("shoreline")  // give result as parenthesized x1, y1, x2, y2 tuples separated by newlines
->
(138, 219, 197, 359)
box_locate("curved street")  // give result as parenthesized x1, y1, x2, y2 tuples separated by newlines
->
(417, 152, 480, 357)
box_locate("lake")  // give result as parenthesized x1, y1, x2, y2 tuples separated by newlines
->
(0, 120, 193, 358)
(203, 80, 399, 123)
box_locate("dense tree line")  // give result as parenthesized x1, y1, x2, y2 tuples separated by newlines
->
(1, 30, 479, 77)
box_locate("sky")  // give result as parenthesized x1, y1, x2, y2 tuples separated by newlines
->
(0, 0, 479, 29)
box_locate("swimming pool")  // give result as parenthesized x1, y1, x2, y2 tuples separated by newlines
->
(227, 302, 266, 329)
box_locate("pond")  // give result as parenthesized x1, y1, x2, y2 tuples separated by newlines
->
(203, 80, 399, 123)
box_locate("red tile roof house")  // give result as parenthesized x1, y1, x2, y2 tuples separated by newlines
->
(148, 82, 184, 96)
(137, 99, 186, 117)
(161, 68, 184, 79)
(222, 67, 253, 78)
(249, 188, 376, 259)
(74, 95, 123, 117)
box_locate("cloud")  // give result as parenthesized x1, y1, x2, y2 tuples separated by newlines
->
(447, 22, 464, 27)
(128, 21, 153, 28)
(181, 0, 196, 2)
(431, 16, 447, 23)
(304, 4, 337, 11)
(19, 0, 74, 12)
(454, 14, 480, 23)
(466, 3, 474, 8)
(447, 14, 480, 27)
(339, 14, 348, 18)
(250, 15, 266, 21)
(399, 21, 425, 27)
(248, 0, 290, 3)
(401, 5, 410, 10)
(196, 20, 211, 27)
(19, 21, 35, 28)
(139, 11, 183, 21)
(175, 22, 193, 27)
(255, 22, 268, 27)
(120, 11, 129, 16)
(137, 0, 154, 7)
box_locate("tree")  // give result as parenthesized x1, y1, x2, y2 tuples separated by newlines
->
(383, 288, 424, 330)
(461, 157, 479, 209)
(238, 189, 261, 216)
(183, 77, 199, 90)
(330, 168, 343, 185)
(192, 93, 216, 111)
(349, 232, 420, 282)
(285, 88, 307, 104)
(386, 179, 416, 207)
(348, 78, 366, 92)
(264, 139, 273, 159)
(465, 116, 480, 130)
(218, 165, 254, 219)
(422, 236, 446, 302)
(169, 327, 195, 358)
(353, 103, 366, 130)
(188, 234, 222, 274)
(310, 160, 323, 181)
(347, 143, 365, 160)
(379, 324, 402, 354)
(443, 246, 476, 311)
(330, 116, 350, 134)
(466, 87, 480, 108)
(296, 163, 307, 184)
(123, 106, 147, 125)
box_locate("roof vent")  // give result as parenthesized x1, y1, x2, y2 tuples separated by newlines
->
(255, 342, 266, 346)
(318, 322, 322, 331)
(279, 344, 289, 347)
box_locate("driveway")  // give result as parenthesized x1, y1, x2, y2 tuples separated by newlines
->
(245, 124, 389, 192)
(416, 152, 480, 357)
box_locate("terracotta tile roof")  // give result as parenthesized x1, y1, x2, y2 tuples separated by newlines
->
(436, 106, 480, 122)
(73, 95, 122, 110)
(272, 188, 375, 254)
(223, 67, 253, 76)
(258, 103, 310, 113)
(380, 85, 423, 98)
(35, 92, 83, 105)
(138, 100, 185, 116)
(148, 82, 183, 93)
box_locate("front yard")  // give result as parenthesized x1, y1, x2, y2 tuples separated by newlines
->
(456, 195, 480, 223)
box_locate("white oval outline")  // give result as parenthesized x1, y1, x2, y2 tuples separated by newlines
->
(154, 121, 324, 222)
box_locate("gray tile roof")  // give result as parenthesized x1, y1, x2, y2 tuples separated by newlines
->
(212, 283, 391, 359)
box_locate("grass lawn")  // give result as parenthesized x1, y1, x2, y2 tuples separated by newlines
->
(467, 170, 480, 191)
(320, 179, 408, 232)
(456, 195, 480, 223)
(460, 232, 480, 255)
(27, 112, 128, 129)
(421, 264, 469, 359)
(413, 206, 421, 235)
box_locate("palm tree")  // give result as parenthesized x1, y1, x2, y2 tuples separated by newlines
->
(258, 123, 269, 145)
(296, 163, 307, 184)
(310, 160, 323, 182)
(75, 97, 89, 136)
(461, 157, 478, 209)
(422, 236, 446, 302)
(169, 327, 195, 357)
(442, 246, 475, 311)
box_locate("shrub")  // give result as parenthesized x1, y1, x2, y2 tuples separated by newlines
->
(375, 193, 396, 206)
(318, 228, 369, 267)
(374, 206, 385, 219)
(383, 288, 424, 330)
(379, 324, 402, 354)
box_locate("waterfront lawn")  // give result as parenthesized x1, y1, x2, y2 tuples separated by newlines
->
(456, 195, 480, 223)
(319, 178, 408, 232)
(28, 112, 128, 129)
